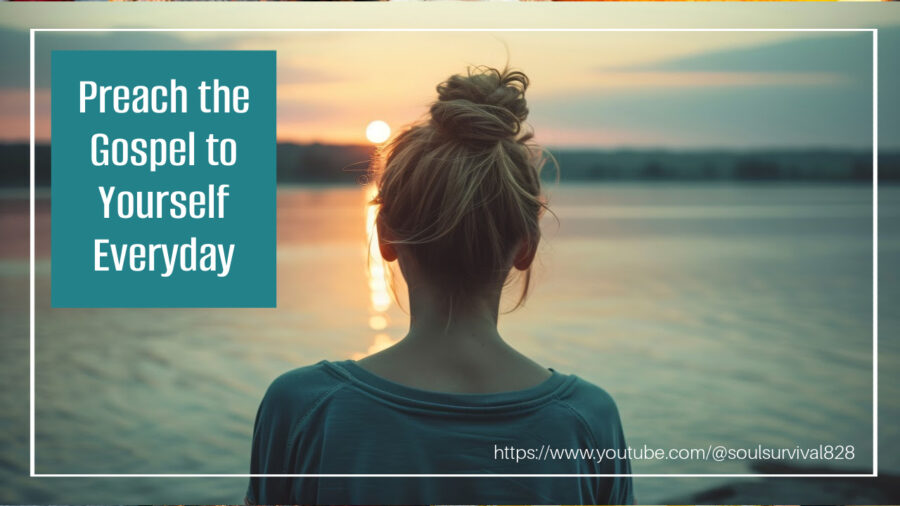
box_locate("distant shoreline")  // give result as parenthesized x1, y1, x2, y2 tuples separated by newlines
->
(0, 180, 889, 201)
(2, 142, 897, 188)
(664, 461, 899, 504)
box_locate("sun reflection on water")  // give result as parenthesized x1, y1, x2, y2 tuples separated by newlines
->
(354, 184, 399, 359)
(365, 184, 392, 313)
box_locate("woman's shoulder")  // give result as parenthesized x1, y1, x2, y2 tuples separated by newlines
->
(257, 360, 349, 418)
(561, 375, 620, 409)
(555, 374, 626, 439)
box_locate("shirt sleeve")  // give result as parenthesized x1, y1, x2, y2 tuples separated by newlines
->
(568, 380, 634, 505)
(245, 363, 345, 504)
(246, 375, 297, 504)
(604, 417, 634, 505)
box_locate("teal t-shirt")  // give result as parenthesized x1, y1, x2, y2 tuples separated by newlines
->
(247, 359, 634, 504)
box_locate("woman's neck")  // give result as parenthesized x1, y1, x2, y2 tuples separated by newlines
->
(354, 280, 551, 393)
(404, 283, 503, 346)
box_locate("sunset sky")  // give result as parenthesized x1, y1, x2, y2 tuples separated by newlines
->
(1, 4, 896, 149)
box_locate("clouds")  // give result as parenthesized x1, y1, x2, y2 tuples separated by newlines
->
(531, 84, 873, 149)
(528, 31, 877, 149)
(611, 31, 874, 75)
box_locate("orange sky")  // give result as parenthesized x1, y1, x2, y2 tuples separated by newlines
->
(0, 4, 892, 148)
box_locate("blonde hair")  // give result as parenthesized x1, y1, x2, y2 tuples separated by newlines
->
(372, 66, 550, 310)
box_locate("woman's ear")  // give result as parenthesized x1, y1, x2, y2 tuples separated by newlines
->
(513, 236, 539, 271)
(377, 219, 398, 262)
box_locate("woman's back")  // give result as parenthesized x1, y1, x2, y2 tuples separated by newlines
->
(248, 66, 633, 504)
(247, 360, 633, 504)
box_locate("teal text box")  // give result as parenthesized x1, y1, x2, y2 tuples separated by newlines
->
(51, 50, 276, 308)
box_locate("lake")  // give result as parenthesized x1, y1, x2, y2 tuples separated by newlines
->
(1, 182, 897, 503)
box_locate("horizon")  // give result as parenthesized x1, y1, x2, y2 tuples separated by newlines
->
(1, 139, 885, 153)
(3, 142, 887, 188)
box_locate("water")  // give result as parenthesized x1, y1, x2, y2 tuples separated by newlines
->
(1, 183, 896, 503)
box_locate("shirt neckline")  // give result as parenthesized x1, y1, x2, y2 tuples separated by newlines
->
(322, 359, 575, 412)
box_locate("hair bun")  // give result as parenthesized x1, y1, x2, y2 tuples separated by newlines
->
(429, 67, 530, 144)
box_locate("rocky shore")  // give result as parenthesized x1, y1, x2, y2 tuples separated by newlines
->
(664, 462, 899, 504)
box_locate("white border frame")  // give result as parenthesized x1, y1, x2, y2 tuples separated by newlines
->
(29, 27, 879, 479)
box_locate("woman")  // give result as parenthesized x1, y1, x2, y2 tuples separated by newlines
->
(247, 66, 633, 505)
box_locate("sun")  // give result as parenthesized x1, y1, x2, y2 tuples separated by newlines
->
(365, 120, 391, 144)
